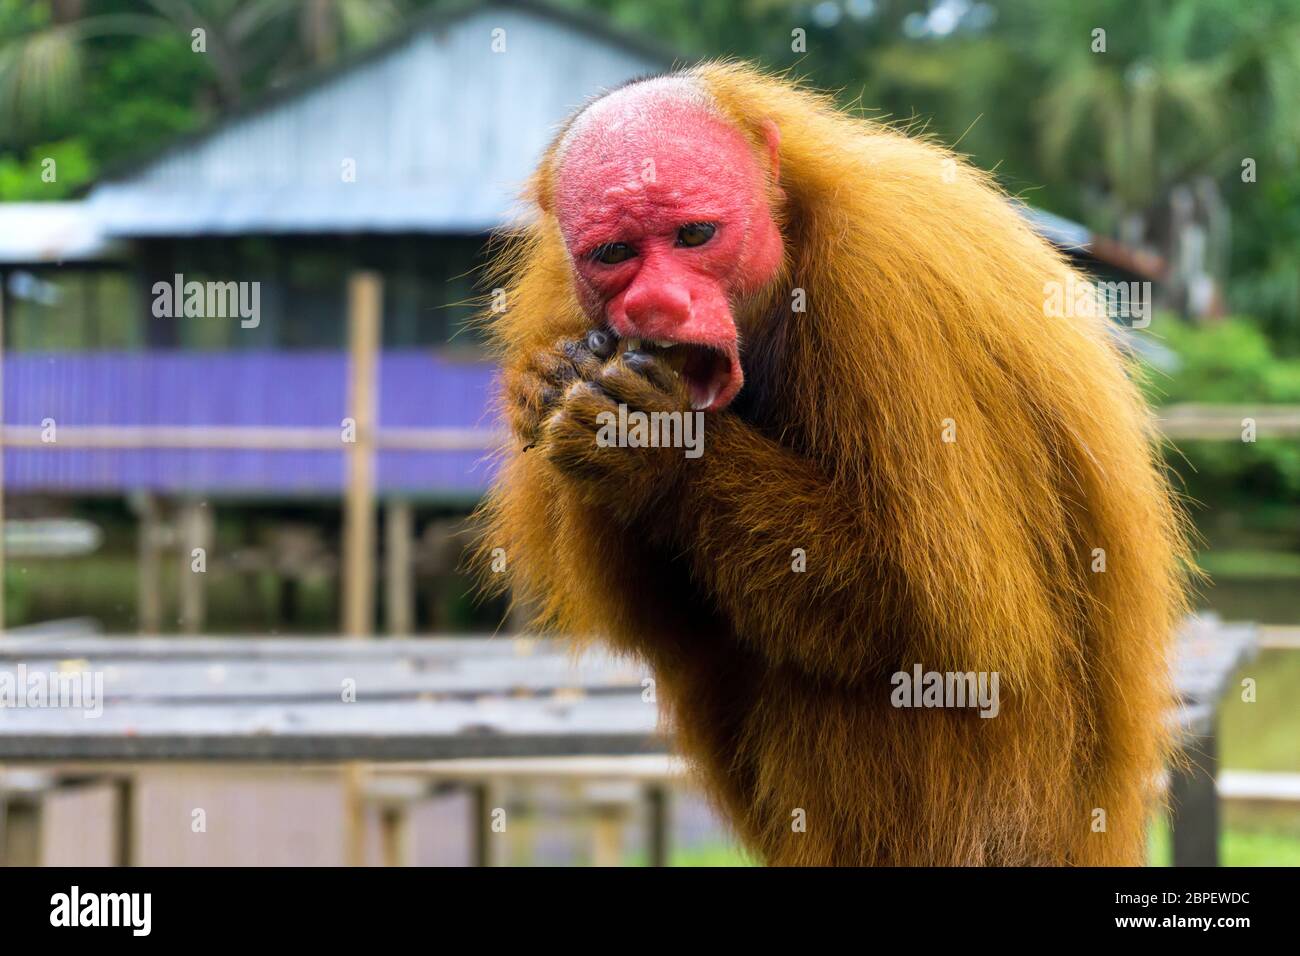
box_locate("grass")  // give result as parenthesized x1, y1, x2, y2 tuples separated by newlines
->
(641, 818, 1300, 866)
(7, 552, 339, 633)
(1197, 548, 1300, 579)
(1220, 649, 1300, 772)
(622, 843, 757, 867)
(1149, 808, 1300, 866)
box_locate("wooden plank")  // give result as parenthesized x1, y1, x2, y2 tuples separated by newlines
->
(0, 693, 664, 762)
(0, 731, 664, 763)
(0, 635, 562, 661)
(1258, 626, 1300, 650)
(6, 655, 645, 703)
(382, 755, 684, 781)
(4, 519, 103, 557)
(0, 404, 1291, 451)
(1159, 404, 1300, 439)
(1218, 770, 1300, 803)
(0, 617, 1254, 766)
(3, 618, 101, 638)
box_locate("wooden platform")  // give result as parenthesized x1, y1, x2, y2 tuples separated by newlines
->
(0, 616, 1259, 865)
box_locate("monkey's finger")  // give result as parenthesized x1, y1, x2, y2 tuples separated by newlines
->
(540, 382, 619, 479)
(583, 328, 617, 361)
(527, 349, 584, 390)
(558, 336, 611, 379)
(598, 353, 687, 411)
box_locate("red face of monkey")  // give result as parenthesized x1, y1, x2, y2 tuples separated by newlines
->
(553, 78, 783, 411)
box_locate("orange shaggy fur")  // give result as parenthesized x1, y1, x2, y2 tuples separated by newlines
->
(474, 63, 1189, 865)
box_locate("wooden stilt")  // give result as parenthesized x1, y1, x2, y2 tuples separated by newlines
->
(113, 776, 136, 867)
(342, 272, 381, 639)
(644, 783, 670, 867)
(379, 804, 410, 867)
(1, 798, 41, 866)
(136, 495, 163, 634)
(0, 273, 6, 636)
(385, 499, 414, 636)
(178, 499, 213, 634)
(343, 763, 368, 867)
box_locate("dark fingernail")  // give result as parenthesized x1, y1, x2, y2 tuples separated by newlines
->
(586, 329, 614, 359)
(622, 349, 652, 371)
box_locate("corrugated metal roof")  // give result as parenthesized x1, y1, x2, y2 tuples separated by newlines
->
(1015, 202, 1092, 253)
(74, 0, 1112, 263)
(84, 2, 667, 237)
(2, 351, 500, 497)
(0, 202, 123, 264)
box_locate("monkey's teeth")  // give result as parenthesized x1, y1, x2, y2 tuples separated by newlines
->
(691, 383, 720, 411)
(625, 338, 642, 350)
(651, 339, 676, 349)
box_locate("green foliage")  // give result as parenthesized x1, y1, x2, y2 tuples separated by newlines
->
(78, 32, 209, 166)
(0, 1, 1295, 344)
(1148, 318, 1300, 501)
(4, 565, 30, 624)
(0, 137, 92, 198)
(1152, 319, 1300, 405)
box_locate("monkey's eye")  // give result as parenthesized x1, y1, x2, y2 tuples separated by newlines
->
(591, 242, 634, 265)
(676, 222, 716, 247)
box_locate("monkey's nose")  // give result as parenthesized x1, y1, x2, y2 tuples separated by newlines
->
(621, 282, 693, 337)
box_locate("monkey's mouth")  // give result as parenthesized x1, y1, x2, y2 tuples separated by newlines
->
(627, 337, 742, 412)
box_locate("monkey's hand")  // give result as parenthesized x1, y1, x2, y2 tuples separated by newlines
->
(503, 330, 617, 449)
(539, 346, 692, 524)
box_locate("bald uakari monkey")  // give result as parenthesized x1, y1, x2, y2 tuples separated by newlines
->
(474, 64, 1189, 866)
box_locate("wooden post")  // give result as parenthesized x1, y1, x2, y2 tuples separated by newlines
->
(590, 804, 626, 867)
(113, 776, 136, 867)
(469, 780, 504, 867)
(178, 499, 213, 634)
(379, 804, 410, 867)
(1, 798, 41, 866)
(385, 499, 414, 636)
(342, 272, 381, 639)
(0, 271, 6, 635)
(645, 783, 670, 867)
(136, 494, 163, 634)
(1170, 728, 1220, 867)
(344, 763, 368, 867)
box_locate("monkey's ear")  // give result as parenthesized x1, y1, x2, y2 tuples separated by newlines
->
(534, 165, 556, 215)
(760, 119, 781, 185)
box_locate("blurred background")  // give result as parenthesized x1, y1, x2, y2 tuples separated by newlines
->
(0, 0, 1296, 866)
